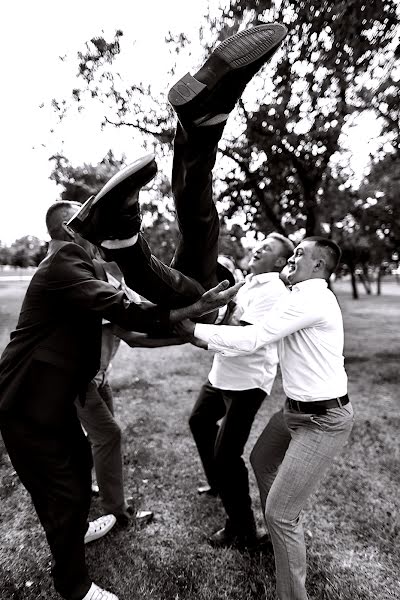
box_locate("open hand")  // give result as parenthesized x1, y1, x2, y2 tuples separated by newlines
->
(188, 280, 244, 320)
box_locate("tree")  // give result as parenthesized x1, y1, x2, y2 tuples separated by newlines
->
(49, 150, 127, 204)
(0, 244, 12, 266)
(8, 236, 48, 268)
(51, 1, 397, 240)
(48, 1, 399, 300)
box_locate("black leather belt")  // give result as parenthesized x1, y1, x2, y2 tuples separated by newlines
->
(287, 394, 349, 414)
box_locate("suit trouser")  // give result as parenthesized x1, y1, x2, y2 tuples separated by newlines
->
(250, 402, 354, 600)
(76, 379, 128, 519)
(0, 361, 93, 600)
(189, 381, 265, 536)
(106, 122, 224, 308)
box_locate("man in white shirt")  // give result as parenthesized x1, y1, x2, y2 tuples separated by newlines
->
(189, 233, 294, 549)
(175, 237, 354, 600)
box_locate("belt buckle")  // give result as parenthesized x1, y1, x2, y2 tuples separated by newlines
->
(288, 398, 302, 412)
(293, 399, 301, 412)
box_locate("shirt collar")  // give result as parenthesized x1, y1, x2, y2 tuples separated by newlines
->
(246, 272, 280, 285)
(291, 278, 328, 292)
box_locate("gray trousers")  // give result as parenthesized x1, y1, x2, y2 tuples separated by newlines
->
(76, 379, 128, 518)
(250, 401, 354, 600)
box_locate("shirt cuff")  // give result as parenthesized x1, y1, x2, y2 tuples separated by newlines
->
(194, 323, 215, 346)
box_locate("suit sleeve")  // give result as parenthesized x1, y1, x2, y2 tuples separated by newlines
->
(47, 243, 170, 335)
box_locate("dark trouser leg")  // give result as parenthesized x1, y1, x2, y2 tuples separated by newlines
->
(1, 362, 93, 600)
(105, 122, 225, 308)
(214, 388, 266, 537)
(169, 122, 224, 289)
(188, 381, 226, 491)
(0, 416, 92, 600)
(105, 235, 205, 308)
(76, 381, 127, 517)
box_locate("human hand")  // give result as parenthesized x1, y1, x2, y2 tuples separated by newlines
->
(187, 280, 244, 320)
(173, 319, 196, 339)
(173, 319, 208, 349)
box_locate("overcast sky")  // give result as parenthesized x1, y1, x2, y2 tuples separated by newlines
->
(0, 0, 211, 243)
(1, 0, 381, 244)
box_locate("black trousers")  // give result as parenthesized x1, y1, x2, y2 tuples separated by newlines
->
(189, 380, 266, 537)
(0, 361, 92, 600)
(106, 122, 225, 309)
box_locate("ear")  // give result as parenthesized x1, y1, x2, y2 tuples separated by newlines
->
(275, 256, 287, 268)
(61, 221, 75, 240)
(314, 258, 326, 272)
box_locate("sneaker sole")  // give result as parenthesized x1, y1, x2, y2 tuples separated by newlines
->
(68, 154, 157, 234)
(168, 23, 287, 108)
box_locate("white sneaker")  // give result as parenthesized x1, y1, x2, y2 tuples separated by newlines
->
(84, 514, 116, 544)
(82, 582, 119, 600)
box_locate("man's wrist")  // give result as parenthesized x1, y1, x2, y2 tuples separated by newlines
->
(169, 304, 196, 323)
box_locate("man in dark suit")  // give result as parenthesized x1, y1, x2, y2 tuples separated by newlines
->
(0, 203, 240, 600)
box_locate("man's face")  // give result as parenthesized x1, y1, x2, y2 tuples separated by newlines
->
(248, 237, 285, 275)
(286, 240, 320, 285)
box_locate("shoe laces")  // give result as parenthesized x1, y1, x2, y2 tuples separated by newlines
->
(86, 583, 117, 600)
(87, 515, 114, 535)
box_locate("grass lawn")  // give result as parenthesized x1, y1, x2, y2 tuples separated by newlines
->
(0, 278, 399, 600)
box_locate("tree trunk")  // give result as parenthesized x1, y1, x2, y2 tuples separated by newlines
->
(361, 264, 372, 294)
(350, 266, 359, 300)
(376, 264, 383, 296)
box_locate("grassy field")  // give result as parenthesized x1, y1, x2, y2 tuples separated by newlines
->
(0, 277, 399, 600)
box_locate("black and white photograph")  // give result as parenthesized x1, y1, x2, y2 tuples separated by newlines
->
(0, 1, 399, 599)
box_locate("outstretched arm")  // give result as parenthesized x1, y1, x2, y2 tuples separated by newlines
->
(112, 324, 187, 348)
(175, 292, 324, 356)
(169, 280, 244, 324)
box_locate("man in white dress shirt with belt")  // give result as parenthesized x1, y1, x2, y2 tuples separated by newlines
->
(175, 236, 354, 600)
(189, 233, 294, 549)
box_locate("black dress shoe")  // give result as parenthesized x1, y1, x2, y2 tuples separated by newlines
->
(116, 505, 154, 528)
(208, 526, 255, 549)
(208, 527, 272, 552)
(67, 154, 157, 245)
(168, 23, 287, 128)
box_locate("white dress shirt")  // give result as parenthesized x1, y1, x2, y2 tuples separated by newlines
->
(208, 272, 287, 393)
(195, 279, 347, 402)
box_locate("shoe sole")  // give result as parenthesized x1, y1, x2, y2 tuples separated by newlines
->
(68, 154, 157, 234)
(168, 23, 287, 108)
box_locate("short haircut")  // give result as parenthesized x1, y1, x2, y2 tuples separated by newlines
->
(266, 232, 295, 260)
(305, 236, 342, 275)
(45, 201, 81, 239)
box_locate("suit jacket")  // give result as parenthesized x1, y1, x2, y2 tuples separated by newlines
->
(0, 240, 169, 414)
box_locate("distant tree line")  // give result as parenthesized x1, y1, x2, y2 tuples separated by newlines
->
(0, 236, 48, 268)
